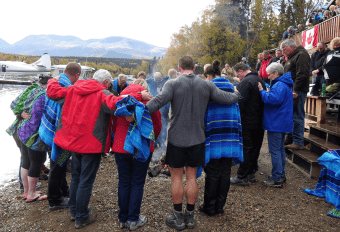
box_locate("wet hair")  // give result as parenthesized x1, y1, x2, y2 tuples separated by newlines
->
(132, 79, 150, 92)
(64, 62, 81, 76)
(38, 75, 53, 85)
(137, 71, 146, 79)
(233, 62, 250, 72)
(205, 60, 221, 78)
(178, 56, 194, 70)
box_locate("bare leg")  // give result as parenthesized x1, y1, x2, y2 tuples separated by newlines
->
(21, 168, 29, 197)
(170, 167, 184, 204)
(28, 176, 40, 199)
(185, 167, 198, 205)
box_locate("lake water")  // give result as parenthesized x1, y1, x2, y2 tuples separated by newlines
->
(0, 84, 28, 187)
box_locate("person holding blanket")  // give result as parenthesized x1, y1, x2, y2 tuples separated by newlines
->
(199, 60, 243, 217)
(146, 56, 241, 231)
(258, 63, 293, 188)
(111, 79, 162, 230)
(46, 69, 152, 229)
(7, 75, 52, 203)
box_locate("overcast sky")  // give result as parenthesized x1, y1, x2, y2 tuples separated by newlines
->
(2, 0, 215, 48)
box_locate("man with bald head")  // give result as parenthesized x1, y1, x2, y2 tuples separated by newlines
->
(39, 62, 81, 211)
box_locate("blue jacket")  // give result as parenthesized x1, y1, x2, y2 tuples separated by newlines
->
(260, 72, 294, 133)
(112, 79, 129, 94)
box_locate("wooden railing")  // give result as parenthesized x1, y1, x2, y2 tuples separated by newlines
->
(305, 96, 327, 125)
(280, 15, 340, 51)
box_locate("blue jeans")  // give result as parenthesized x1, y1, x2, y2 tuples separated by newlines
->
(68, 153, 101, 223)
(268, 132, 286, 181)
(289, 91, 307, 146)
(115, 152, 152, 223)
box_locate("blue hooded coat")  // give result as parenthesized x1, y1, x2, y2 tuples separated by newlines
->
(260, 72, 294, 133)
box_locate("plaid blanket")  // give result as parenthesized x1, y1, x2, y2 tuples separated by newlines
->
(115, 96, 154, 162)
(303, 150, 340, 211)
(39, 73, 72, 166)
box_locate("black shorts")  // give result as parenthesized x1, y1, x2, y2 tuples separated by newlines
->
(165, 142, 205, 168)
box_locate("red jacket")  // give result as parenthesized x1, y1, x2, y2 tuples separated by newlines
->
(46, 79, 142, 154)
(111, 84, 162, 154)
(259, 55, 271, 79)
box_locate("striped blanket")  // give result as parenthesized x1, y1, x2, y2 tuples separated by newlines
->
(38, 74, 72, 166)
(114, 96, 155, 162)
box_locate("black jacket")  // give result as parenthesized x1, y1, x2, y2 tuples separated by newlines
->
(268, 56, 282, 65)
(236, 71, 266, 129)
(311, 48, 330, 75)
(284, 46, 311, 93)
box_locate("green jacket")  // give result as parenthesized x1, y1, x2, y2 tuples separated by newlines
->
(284, 45, 311, 93)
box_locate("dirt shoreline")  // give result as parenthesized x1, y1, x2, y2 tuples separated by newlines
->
(1, 138, 339, 231)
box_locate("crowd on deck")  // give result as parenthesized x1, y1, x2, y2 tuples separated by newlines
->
(282, 1, 340, 41)
(5, 32, 340, 230)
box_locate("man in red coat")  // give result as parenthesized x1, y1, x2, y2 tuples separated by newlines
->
(259, 50, 272, 84)
(47, 69, 151, 229)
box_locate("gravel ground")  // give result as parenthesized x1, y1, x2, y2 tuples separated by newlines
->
(1, 138, 339, 232)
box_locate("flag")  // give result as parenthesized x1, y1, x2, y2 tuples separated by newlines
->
(302, 25, 319, 50)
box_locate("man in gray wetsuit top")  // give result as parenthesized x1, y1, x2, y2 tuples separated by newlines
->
(146, 56, 241, 230)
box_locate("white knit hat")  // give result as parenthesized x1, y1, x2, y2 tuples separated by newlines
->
(93, 69, 112, 83)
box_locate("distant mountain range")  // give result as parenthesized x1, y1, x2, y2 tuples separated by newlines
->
(0, 35, 167, 59)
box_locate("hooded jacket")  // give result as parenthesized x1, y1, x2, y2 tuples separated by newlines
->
(259, 55, 272, 79)
(46, 78, 142, 154)
(260, 72, 294, 133)
(111, 84, 162, 154)
(284, 45, 311, 93)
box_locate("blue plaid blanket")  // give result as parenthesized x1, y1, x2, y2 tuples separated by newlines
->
(303, 150, 340, 211)
(39, 74, 72, 166)
(114, 96, 155, 162)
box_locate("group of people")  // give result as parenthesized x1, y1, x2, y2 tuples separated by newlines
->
(10, 35, 340, 230)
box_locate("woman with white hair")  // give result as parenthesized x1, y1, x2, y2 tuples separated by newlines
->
(257, 63, 294, 188)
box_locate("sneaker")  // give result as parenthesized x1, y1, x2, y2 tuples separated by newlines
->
(127, 215, 147, 231)
(230, 176, 249, 186)
(268, 175, 286, 184)
(285, 143, 304, 150)
(247, 173, 256, 183)
(165, 209, 186, 231)
(75, 213, 97, 229)
(262, 178, 283, 188)
(184, 209, 195, 229)
(198, 204, 216, 217)
(49, 197, 69, 211)
(119, 222, 128, 229)
(70, 215, 75, 221)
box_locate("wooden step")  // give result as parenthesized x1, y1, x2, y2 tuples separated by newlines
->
(304, 132, 340, 151)
(285, 148, 321, 178)
(309, 122, 340, 137)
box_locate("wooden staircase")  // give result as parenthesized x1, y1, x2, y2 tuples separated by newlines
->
(286, 96, 340, 178)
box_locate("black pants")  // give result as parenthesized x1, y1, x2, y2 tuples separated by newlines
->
(203, 158, 233, 215)
(20, 141, 46, 177)
(47, 150, 69, 206)
(237, 126, 264, 179)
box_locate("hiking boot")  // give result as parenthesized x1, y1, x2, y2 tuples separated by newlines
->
(285, 143, 304, 150)
(70, 215, 75, 221)
(49, 197, 69, 211)
(184, 209, 195, 229)
(268, 175, 286, 184)
(247, 173, 256, 183)
(284, 136, 293, 145)
(165, 209, 186, 231)
(262, 178, 283, 188)
(119, 222, 128, 229)
(75, 212, 97, 229)
(230, 176, 249, 186)
(128, 215, 147, 231)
